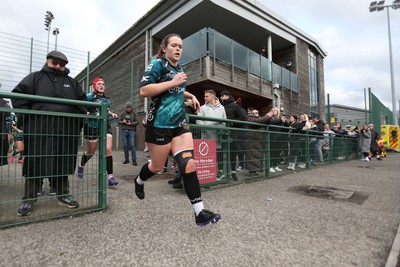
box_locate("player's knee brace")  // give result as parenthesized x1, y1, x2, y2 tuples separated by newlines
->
(175, 150, 196, 174)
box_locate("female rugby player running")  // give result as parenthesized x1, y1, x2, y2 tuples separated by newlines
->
(134, 33, 221, 226)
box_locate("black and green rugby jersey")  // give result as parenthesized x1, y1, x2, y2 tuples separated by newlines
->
(140, 58, 187, 129)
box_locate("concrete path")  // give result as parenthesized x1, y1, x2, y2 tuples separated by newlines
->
(1, 151, 400, 267)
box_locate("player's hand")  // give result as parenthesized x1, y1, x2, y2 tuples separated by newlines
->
(172, 72, 187, 87)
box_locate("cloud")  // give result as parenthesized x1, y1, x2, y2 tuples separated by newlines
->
(262, 0, 399, 111)
(1, 0, 399, 112)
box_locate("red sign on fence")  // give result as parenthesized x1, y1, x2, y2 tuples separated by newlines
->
(194, 139, 217, 184)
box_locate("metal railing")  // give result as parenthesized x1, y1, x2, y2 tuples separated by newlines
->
(180, 28, 299, 92)
(188, 114, 360, 189)
(0, 92, 107, 228)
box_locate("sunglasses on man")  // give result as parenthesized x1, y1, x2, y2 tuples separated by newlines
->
(49, 59, 66, 67)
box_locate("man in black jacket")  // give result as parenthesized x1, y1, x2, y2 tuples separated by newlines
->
(220, 90, 247, 181)
(12, 50, 87, 216)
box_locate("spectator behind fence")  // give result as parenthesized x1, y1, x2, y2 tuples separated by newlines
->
(313, 116, 326, 162)
(331, 123, 345, 160)
(77, 78, 119, 187)
(295, 114, 311, 169)
(9, 113, 24, 164)
(248, 107, 289, 172)
(344, 124, 358, 158)
(220, 90, 247, 181)
(134, 33, 220, 227)
(118, 102, 139, 166)
(322, 123, 335, 160)
(308, 119, 319, 165)
(234, 97, 247, 171)
(359, 124, 372, 161)
(368, 123, 382, 160)
(286, 115, 305, 170)
(245, 109, 265, 176)
(11, 50, 87, 216)
(0, 98, 10, 167)
(344, 124, 357, 137)
(196, 89, 226, 176)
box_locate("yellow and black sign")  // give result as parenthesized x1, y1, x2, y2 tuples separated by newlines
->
(380, 125, 399, 151)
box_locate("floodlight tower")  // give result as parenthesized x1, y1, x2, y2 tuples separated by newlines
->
(44, 11, 55, 54)
(53, 28, 60, 51)
(369, 0, 400, 125)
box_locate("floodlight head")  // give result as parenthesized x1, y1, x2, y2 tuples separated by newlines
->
(369, 1, 378, 11)
(377, 0, 385, 11)
(393, 0, 400, 9)
(52, 28, 59, 35)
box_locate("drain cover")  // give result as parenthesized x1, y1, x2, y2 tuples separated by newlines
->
(305, 186, 354, 199)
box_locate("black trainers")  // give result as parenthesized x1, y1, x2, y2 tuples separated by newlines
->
(134, 177, 145, 200)
(123, 159, 129, 164)
(17, 202, 33, 216)
(172, 182, 183, 189)
(168, 177, 181, 185)
(58, 196, 79, 208)
(132, 160, 137, 166)
(231, 173, 238, 181)
(195, 209, 221, 226)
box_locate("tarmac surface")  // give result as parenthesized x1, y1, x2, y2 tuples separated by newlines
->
(1, 150, 400, 267)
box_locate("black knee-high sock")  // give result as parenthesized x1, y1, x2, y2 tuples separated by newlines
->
(106, 156, 113, 175)
(182, 171, 202, 204)
(138, 162, 155, 181)
(80, 155, 91, 167)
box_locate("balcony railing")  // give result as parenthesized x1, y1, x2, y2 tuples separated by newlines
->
(180, 27, 299, 92)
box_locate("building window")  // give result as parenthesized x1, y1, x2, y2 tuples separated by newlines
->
(308, 49, 319, 117)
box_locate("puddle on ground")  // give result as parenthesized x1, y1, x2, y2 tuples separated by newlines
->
(289, 185, 368, 204)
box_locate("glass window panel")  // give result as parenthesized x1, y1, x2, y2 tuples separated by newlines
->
(290, 73, 298, 92)
(308, 49, 319, 114)
(248, 50, 260, 76)
(215, 32, 231, 63)
(260, 56, 271, 80)
(272, 62, 282, 85)
(200, 28, 208, 57)
(233, 42, 248, 70)
(208, 28, 215, 56)
(282, 68, 290, 89)
(181, 32, 200, 65)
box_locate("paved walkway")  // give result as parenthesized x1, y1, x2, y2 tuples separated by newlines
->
(1, 151, 400, 267)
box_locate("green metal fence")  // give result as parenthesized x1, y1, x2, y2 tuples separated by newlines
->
(189, 115, 360, 189)
(326, 88, 398, 128)
(0, 92, 107, 228)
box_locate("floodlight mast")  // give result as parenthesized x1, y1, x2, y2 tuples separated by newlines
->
(369, 1, 399, 125)
(44, 11, 55, 54)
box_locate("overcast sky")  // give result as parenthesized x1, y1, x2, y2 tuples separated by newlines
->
(0, 0, 399, 111)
